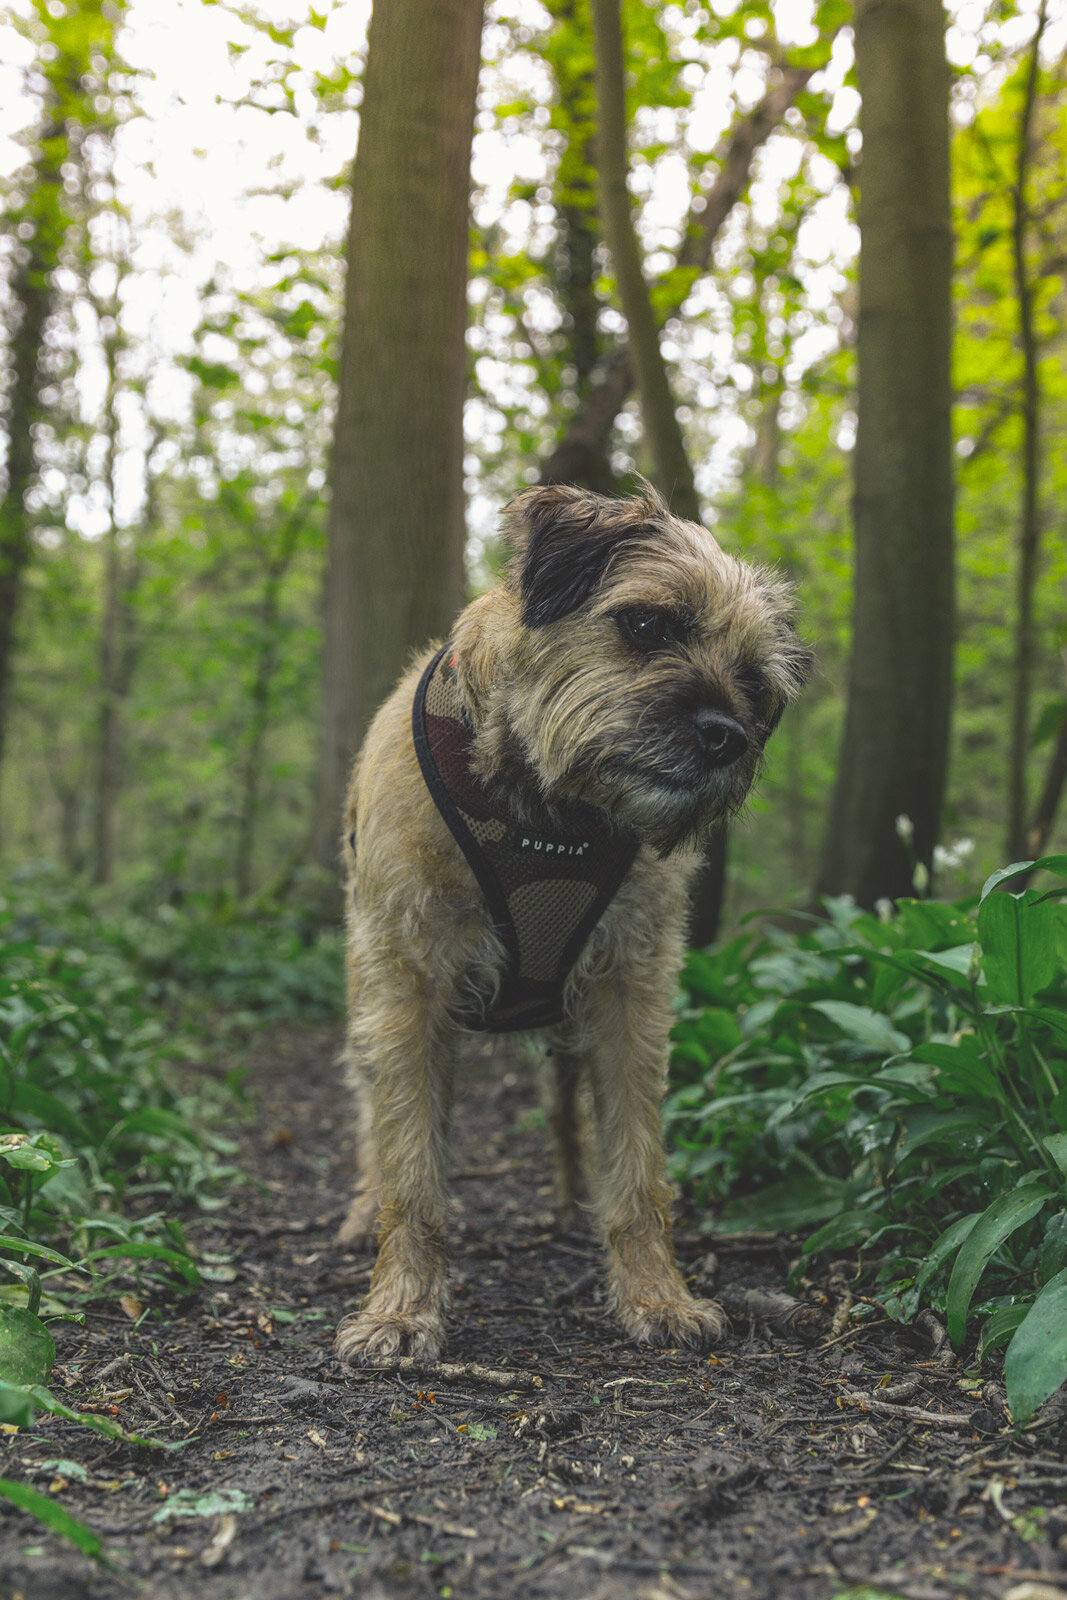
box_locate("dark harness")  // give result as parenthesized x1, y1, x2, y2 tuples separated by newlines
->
(411, 645, 639, 1032)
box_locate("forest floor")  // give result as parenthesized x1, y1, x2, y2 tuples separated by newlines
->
(2, 1025, 1066, 1600)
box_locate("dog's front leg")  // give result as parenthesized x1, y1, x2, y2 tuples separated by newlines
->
(334, 960, 454, 1365)
(568, 971, 725, 1352)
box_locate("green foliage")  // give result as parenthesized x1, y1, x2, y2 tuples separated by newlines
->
(0, 867, 340, 1433)
(667, 857, 1067, 1422)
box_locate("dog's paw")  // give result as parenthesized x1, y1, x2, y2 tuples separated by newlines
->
(334, 1307, 445, 1367)
(619, 1293, 727, 1352)
(335, 1190, 379, 1251)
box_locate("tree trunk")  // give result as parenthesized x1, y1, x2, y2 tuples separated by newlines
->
(93, 283, 124, 886)
(544, 0, 615, 494)
(0, 140, 62, 784)
(1006, 0, 1048, 861)
(311, 0, 484, 872)
(815, 0, 954, 908)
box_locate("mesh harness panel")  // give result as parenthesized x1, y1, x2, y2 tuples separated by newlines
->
(410, 644, 640, 1032)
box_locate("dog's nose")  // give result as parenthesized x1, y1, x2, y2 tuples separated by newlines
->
(694, 708, 748, 767)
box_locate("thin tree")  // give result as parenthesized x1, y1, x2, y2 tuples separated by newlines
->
(1006, 0, 1049, 862)
(312, 0, 484, 872)
(0, 6, 69, 780)
(816, 0, 955, 908)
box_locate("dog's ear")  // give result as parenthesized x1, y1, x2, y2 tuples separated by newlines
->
(504, 484, 656, 628)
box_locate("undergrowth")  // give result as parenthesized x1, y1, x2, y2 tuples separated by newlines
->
(0, 864, 343, 1454)
(667, 853, 1067, 1427)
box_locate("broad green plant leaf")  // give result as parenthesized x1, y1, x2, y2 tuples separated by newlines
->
(82, 1241, 201, 1284)
(0, 1235, 76, 1270)
(0, 1478, 113, 1568)
(0, 1306, 54, 1385)
(1004, 1267, 1067, 1425)
(980, 856, 1067, 902)
(713, 1172, 848, 1233)
(946, 1184, 1051, 1348)
(894, 1107, 992, 1165)
(808, 1000, 910, 1055)
(978, 890, 1060, 1007)
(1043, 1134, 1067, 1174)
(978, 1303, 1029, 1361)
(0, 1135, 75, 1175)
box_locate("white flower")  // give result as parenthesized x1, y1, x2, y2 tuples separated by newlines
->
(895, 814, 915, 846)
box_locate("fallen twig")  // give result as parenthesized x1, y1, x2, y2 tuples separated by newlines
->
(839, 1389, 991, 1432)
(353, 1358, 543, 1390)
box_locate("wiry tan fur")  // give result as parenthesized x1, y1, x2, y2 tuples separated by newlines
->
(334, 484, 810, 1365)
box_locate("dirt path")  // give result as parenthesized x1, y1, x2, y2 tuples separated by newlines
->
(2, 1027, 1066, 1600)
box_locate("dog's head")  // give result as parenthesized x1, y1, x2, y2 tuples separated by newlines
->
(466, 482, 813, 853)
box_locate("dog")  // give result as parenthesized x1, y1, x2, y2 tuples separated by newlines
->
(333, 482, 811, 1363)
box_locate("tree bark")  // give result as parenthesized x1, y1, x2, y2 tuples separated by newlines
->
(0, 128, 63, 785)
(815, 0, 955, 908)
(1006, 0, 1048, 861)
(543, 0, 615, 494)
(312, 0, 484, 873)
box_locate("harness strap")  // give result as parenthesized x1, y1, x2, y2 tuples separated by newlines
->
(411, 644, 639, 1032)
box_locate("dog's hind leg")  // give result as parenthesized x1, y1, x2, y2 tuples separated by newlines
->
(545, 1045, 591, 1232)
(335, 1040, 381, 1249)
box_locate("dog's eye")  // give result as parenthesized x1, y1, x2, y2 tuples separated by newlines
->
(615, 607, 683, 652)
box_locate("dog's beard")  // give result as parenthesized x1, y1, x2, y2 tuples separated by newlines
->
(551, 746, 756, 857)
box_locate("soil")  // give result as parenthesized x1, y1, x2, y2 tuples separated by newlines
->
(2, 1026, 1066, 1600)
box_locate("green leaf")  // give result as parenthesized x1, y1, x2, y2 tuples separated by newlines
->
(1043, 1134, 1067, 1174)
(801, 1207, 880, 1258)
(946, 1184, 1051, 1348)
(980, 856, 1067, 903)
(82, 1241, 201, 1284)
(0, 1306, 54, 1385)
(1004, 1267, 1067, 1425)
(0, 1137, 65, 1174)
(714, 1172, 848, 1233)
(979, 890, 1060, 1006)
(808, 1001, 910, 1055)
(0, 1478, 110, 1566)
(894, 1107, 992, 1164)
(0, 1260, 41, 1315)
(0, 1235, 76, 1270)
(977, 1303, 1029, 1361)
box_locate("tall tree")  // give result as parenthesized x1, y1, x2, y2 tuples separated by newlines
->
(312, 0, 484, 871)
(1006, 0, 1049, 862)
(816, 0, 954, 907)
(0, 3, 80, 782)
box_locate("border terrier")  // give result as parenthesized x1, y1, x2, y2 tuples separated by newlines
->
(334, 483, 811, 1364)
